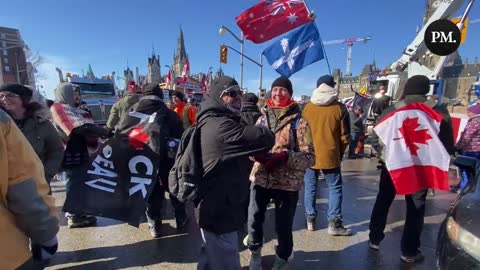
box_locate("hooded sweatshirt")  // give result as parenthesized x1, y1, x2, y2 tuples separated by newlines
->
(51, 82, 94, 137)
(302, 83, 350, 169)
(311, 83, 338, 106)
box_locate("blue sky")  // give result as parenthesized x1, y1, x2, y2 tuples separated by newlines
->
(1, 0, 479, 99)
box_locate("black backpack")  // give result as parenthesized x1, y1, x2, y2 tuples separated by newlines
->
(168, 119, 208, 206)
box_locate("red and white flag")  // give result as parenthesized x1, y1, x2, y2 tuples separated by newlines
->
(236, 0, 313, 44)
(166, 70, 172, 89)
(451, 115, 468, 143)
(182, 59, 190, 83)
(204, 72, 210, 87)
(374, 102, 450, 194)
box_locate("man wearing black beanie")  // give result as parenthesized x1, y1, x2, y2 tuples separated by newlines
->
(368, 75, 455, 263)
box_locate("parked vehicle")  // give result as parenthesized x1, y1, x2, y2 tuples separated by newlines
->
(437, 155, 480, 269)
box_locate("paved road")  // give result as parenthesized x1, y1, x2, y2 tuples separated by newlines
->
(45, 158, 456, 270)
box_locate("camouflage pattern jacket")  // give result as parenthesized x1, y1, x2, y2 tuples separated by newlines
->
(250, 101, 315, 192)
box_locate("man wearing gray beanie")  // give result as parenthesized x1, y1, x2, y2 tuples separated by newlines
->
(196, 76, 275, 270)
(368, 75, 455, 263)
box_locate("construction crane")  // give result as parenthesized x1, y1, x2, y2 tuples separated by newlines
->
(323, 36, 372, 77)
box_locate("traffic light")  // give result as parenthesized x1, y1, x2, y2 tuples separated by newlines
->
(220, 45, 228, 64)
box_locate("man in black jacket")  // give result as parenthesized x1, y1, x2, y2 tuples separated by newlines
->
(118, 83, 186, 238)
(196, 76, 275, 270)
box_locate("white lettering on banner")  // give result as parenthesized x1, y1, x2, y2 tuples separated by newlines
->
(85, 179, 117, 193)
(128, 155, 154, 198)
(87, 158, 118, 178)
(129, 177, 152, 198)
(103, 145, 113, 159)
(129, 155, 154, 175)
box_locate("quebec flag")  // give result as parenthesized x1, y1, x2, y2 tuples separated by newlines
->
(262, 21, 324, 78)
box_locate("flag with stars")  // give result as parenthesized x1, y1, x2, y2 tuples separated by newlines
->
(236, 0, 313, 44)
(262, 22, 324, 78)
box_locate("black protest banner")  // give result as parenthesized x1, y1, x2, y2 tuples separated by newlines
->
(63, 134, 160, 227)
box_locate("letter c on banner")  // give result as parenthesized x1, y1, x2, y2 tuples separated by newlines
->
(103, 145, 113, 159)
(129, 155, 153, 175)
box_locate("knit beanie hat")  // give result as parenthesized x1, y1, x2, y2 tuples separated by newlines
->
(242, 92, 259, 104)
(172, 91, 185, 101)
(467, 104, 480, 115)
(403, 75, 430, 96)
(208, 76, 239, 97)
(0, 83, 33, 103)
(143, 83, 163, 99)
(316, 75, 336, 88)
(271, 76, 293, 96)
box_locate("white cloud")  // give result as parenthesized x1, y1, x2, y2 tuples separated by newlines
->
(35, 55, 79, 99)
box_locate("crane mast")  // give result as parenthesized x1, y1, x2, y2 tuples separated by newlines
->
(323, 36, 372, 76)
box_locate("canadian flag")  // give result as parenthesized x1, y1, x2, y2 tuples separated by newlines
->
(166, 70, 172, 89)
(374, 102, 450, 194)
(182, 59, 190, 83)
(451, 115, 468, 143)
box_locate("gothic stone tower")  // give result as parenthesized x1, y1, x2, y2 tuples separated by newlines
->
(124, 67, 134, 88)
(173, 28, 188, 76)
(147, 54, 161, 84)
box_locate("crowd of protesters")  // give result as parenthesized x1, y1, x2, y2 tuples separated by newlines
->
(0, 72, 466, 270)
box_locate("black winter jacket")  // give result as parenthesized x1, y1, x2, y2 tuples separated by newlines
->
(196, 93, 275, 234)
(240, 102, 263, 126)
(117, 96, 184, 184)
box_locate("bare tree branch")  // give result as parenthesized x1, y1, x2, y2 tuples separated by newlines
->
(24, 50, 46, 84)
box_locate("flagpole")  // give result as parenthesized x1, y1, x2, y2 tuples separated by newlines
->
(314, 23, 332, 75)
(302, 0, 314, 18)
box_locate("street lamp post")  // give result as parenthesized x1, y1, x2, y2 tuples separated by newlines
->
(220, 44, 263, 94)
(219, 25, 244, 89)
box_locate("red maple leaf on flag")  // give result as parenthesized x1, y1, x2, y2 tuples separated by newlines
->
(393, 117, 433, 156)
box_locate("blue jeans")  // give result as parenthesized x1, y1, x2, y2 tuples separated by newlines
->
(197, 229, 241, 270)
(349, 131, 361, 157)
(304, 167, 343, 221)
(458, 151, 480, 190)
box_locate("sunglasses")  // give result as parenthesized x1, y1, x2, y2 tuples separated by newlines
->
(220, 85, 243, 98)
(0, 92, 20, 99)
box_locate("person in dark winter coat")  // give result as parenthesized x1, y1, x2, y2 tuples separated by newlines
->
(196, 76, 275, 270)
(51, 82, 111, 229)
(118, 83, 186, 238)
(240, 92, 262, 126)
(368, 75, 455, 263)
(0, 84, 64, 188)
(107, 81, 142, 129)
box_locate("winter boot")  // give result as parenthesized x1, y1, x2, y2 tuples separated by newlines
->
(328, 218, 353, 236)
(271, 255, 288, 270)
(148, 220, 162, 238)
(306, 217, 315, 231)
(67, 215, 97, 229)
